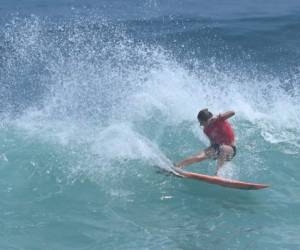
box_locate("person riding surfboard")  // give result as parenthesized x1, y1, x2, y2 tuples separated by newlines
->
(176, 109, 236, 176)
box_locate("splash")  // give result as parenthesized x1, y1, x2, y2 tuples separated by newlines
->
(1, 15, 299, 183)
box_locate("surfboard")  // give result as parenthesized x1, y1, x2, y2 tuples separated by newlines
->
(171, 167, 269, 190)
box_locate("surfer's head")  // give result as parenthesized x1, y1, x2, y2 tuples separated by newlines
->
(197, 108, 213, 126)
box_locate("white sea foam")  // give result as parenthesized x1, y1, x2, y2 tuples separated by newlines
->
(3, 15, 300, 182)
(90, 123, 173, 170)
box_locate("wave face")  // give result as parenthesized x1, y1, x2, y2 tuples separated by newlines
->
(0, 5, 300, 250)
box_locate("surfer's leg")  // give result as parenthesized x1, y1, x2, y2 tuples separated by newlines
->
(175, 146, 215, 169)
(215, 145, 234, 175)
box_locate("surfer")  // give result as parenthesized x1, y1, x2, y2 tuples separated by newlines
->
(176, 109, 236, 176)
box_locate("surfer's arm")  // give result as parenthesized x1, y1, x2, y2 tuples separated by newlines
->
(218, 111, 235, 120)
(207, 111, 235, 124)
(207, 111, 235, 126)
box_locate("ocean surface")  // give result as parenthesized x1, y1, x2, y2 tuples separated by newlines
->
(0, 1, 300, 249)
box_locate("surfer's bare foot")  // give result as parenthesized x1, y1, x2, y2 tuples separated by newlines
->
(175, 163, 184, 169)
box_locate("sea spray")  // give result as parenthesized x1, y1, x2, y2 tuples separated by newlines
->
(1, 10, 300, 250)
(0, 15, 297, 184)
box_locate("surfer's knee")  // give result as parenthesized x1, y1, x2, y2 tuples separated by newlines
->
(204, 146, 216, 159)
(195, 151, 207, 162)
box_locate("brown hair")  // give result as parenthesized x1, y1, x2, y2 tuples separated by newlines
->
(197, 108, 213, 122)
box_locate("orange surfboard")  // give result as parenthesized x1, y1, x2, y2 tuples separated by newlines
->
(171, 167, 269, 190)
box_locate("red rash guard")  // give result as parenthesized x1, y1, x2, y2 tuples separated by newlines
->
(204, 118, 235, 145)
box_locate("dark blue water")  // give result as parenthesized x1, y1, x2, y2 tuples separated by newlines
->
(0, 1, 300, 249)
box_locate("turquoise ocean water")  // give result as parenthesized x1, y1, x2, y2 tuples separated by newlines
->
(0, 1, 300, 249)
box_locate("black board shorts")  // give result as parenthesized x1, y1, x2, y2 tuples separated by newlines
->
(211, 144, 237, 161)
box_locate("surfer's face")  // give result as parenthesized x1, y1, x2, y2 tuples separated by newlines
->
(199, 119, 207, 127)
(199, 118, 211, 127)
